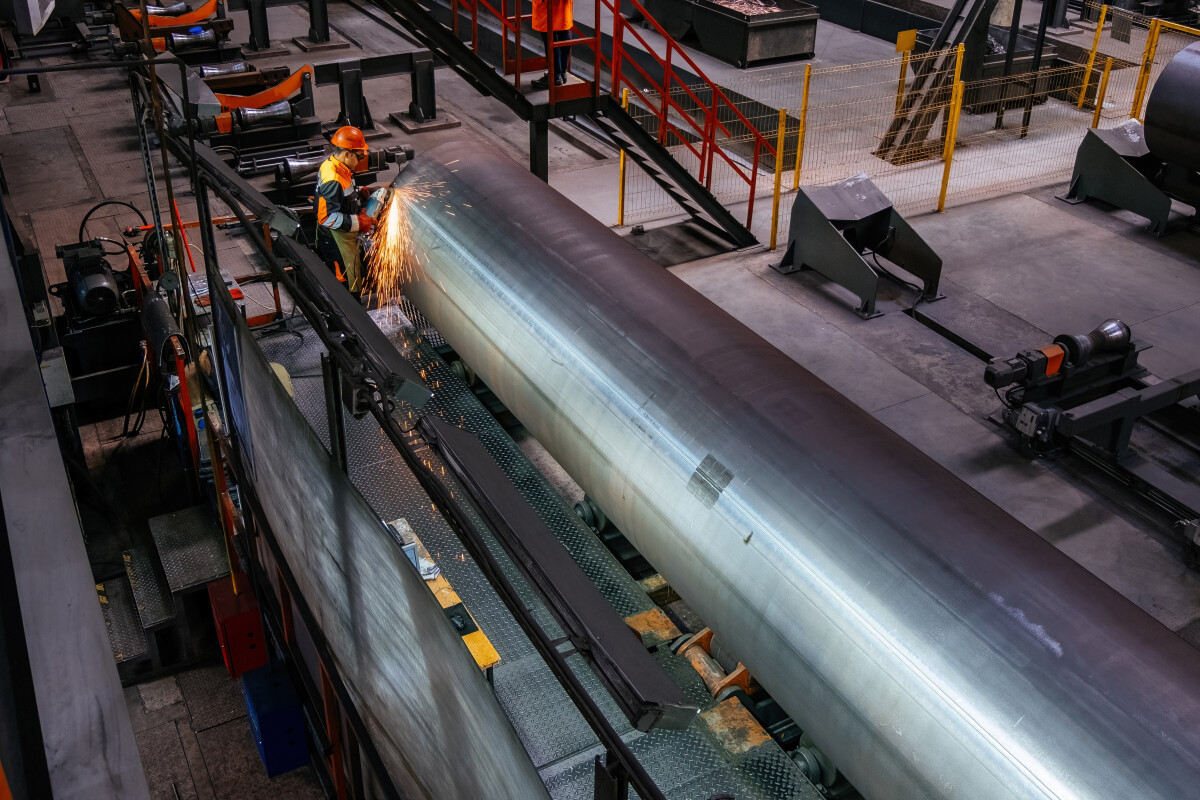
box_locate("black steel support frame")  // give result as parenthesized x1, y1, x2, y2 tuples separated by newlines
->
(777, 182, 943, 318)
(1019, 0, 1055, 136)
(993, 0, 1024, 128)
(309, 0, 331, 43)
(1063, 128, 1174, 236)
(336, 66, 375, 129)
(408, 51, 438, 122)
(311, 52, 427, 85)
(877, 0, 999, 162)
(1060, 368, 1200, 456)
(248, 0, 272, 50)
(168, 128, 675, 800)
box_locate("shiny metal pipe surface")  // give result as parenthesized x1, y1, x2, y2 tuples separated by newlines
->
(400, 142, 1200, 800)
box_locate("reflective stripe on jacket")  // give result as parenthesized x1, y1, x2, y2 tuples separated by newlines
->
(532, 0, 571, 32)
(314, 155, 360, 233)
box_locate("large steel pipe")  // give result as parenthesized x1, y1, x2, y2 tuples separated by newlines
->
(1145, 41, 1200, 173)
(398, 143, 1200, 800)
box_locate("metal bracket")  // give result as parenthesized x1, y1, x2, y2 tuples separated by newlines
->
(247, 0, 271, 50)
(1061, 122, 1173, 236)
(409, 51, 436, 122)
(777, 174, 943, 319)
(336, 64, 374, 130)
(593, 752, 629, 800)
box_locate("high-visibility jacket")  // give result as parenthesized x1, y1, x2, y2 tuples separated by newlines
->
(314, 155, 363, 233)
(531, 0, 571, 32)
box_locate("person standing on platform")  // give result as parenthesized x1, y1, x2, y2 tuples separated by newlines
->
(531, 0, 572, 89)
(314, 126, 375, 298)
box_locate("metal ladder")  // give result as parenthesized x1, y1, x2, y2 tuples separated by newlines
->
(588, 98, 757, 247)
(366, 0, 758, 246)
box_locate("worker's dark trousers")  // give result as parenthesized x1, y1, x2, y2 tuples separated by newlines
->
(541, 31, 571, 81)
(316, 228, 364, 294)
(316, 229, 345, 281)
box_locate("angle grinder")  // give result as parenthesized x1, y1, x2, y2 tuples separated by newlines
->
(365, 186, 395, 220)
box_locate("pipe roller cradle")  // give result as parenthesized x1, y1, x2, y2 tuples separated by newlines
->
(397, 143, 1200, 800)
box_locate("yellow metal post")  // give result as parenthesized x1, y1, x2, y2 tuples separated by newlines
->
(617, 88, 628, 226)
(953, 41, 965, 83)
(791, 64, 811, 190)
(1130, 19, 1161, 120)
(769, 108, 787, 251)
(937, 81, 965, 212)
(895, 29, 917, 114)
(1092, 57, 1114, 128)
(1078, 4, 1108, 108)
(895, 51, 911, 114)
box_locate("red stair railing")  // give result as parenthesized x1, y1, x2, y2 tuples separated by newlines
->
(443, 0, 776, 226)
(606, 0, 777, 227)
(450, 0, 602, 103)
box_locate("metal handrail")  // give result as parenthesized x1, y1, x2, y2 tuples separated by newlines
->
(440, 0, 776, 224)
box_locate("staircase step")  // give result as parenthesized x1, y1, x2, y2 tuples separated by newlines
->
(149, 504, 231, 594)
(98, 577, 149, 664)
(123, 545, 177, 629)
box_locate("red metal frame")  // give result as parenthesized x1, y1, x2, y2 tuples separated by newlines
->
(442, 0, 775, 224)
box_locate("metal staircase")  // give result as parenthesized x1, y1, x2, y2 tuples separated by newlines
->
(366, 0, 761, 246)
(588, 101, 758, 247)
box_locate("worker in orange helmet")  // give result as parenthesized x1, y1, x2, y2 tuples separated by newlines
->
(531, 0, 572, 90)
(314, 125, 375, 297)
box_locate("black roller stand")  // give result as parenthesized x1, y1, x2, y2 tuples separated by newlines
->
(389, 52, 462, 133)
(243, 0, 289, 58)
(292, 0, 349, 52)
(308, 0, 328, 43)
(339, 67, 373, 129)
(325, 62, 392, 139)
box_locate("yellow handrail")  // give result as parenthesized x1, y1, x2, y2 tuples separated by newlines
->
(938, 80, 965, 212)
(1078, 4, 1108, 109)
(791, 64, 811, 190)
(769, 108, 787, 250)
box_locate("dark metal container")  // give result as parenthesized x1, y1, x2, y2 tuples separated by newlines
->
(644, 0, 695, 39)
(690, 0, 818, 67)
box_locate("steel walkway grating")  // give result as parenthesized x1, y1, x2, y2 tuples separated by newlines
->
(257, 313, 820, 800)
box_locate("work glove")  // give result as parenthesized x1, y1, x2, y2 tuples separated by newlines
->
(359, 185, 373, 202)
(357, 212, 376, 234)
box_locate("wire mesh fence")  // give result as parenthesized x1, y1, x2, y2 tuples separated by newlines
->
(616, 11, 1199, 233)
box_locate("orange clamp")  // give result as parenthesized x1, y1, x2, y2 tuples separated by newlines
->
(1038, 344, 1065, 377)
(214, 65, 314, 111)
(131, 0, 219, 26)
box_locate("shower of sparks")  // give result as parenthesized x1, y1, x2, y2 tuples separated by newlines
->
(364, 181, 442, 315)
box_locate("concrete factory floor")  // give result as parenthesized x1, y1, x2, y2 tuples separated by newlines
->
(3, 0, 1199, 795)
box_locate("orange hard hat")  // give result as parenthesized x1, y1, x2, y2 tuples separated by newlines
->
(331, 126, 367, 150)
